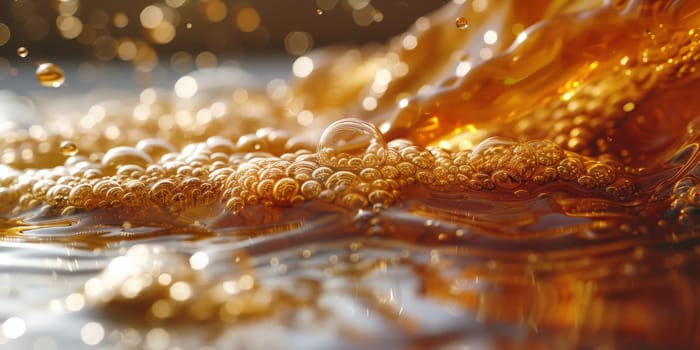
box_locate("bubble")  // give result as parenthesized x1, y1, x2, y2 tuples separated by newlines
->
(416, 170, 436, 185)
(102, 146, 153, 172)
(35, 62, 65, 88)
(32, 179, 54, 200)
(380, 165, 399, 179)
(301, 180, 322, 199)
(368, 189, 394, 206)
(315, 9, 324, 15)
(469, 137, 516, 159)
(286, 160, 316, 181)
(528, 140, 564, 166)
(205, 136, 236, 154)
(318, 118, 387, 171)
(17, 47, 28, 58)
(325, 171, 360, 192)
(340, 192, 368, 209)
(273, 177, 299, 202)
(59, 141, 78, 156)
(46, 184, 71, 206)
(136, 138, 177, 160)
(225, 196, 244, 213)
(577, 175, 596, 189)
(557, 156, 585, 181)
(587, 163, 616, 187)
(455, 17, 469, 29)
(491, 169, 521, 189)
(360, 167, 382, 181)
(257, 179, 275, 199)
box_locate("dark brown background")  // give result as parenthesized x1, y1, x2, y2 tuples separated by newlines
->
(0, 1, 446, 57)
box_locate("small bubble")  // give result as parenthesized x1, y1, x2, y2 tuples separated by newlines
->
(60, 141, 78, 156)
(17, 47, 28, 58)
(315, 8, 323, 15)
(35, 62, 65, 88)
(185, 22, 192, 29)
(273, 177, 299, 202)
(456, 17, 469, 29)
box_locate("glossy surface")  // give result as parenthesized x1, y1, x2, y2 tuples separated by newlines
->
(2, 0, 700, 349)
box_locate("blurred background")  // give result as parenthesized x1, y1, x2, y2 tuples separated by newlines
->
(0, 0, 445, 92)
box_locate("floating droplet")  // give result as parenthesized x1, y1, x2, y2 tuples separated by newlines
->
(60, 141, 78, 156)
(318, 118, 387, 171)
(185, 22, 192, 29)
(35, 62, 65, 88)
(16, 47, 28, 58)
(456, 17, 469, 29)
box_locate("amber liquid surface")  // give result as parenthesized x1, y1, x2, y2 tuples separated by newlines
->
(2, 0, 700, 349)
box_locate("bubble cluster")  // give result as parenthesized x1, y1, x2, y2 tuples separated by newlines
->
(0, 118, 639, 218)
(526, 24, 700, 159)
(668, 177, 700, 227)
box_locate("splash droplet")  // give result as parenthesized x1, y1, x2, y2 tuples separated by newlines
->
(35, 63, 65, 88)
(455, 17, 469, 29)
(16, 47, 28, 58)
(60, 141, 78, 156)
(318, 118, 387, 171)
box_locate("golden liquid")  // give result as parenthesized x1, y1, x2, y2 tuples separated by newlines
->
(2, 0, 700, 348)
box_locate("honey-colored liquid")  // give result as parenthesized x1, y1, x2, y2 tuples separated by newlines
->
(2, 0, 700, 348)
